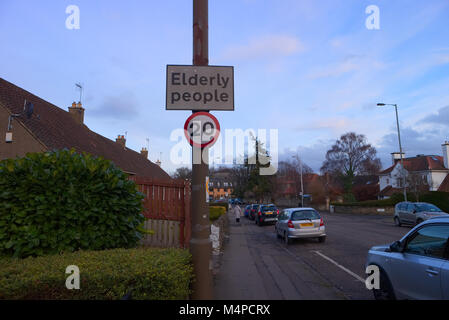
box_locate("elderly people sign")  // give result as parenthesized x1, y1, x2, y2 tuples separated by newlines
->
(166, 65, 234, 111)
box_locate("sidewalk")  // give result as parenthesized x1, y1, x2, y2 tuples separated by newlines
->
(213, 209, 269, 300)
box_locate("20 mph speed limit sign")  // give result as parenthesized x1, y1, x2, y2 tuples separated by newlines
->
(184, 112, 220, 148)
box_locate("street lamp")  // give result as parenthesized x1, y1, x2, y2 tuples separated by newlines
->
(377, 103, 407, 202)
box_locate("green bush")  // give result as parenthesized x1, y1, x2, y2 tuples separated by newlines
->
(0, 149, 144, 258)
(211, 202, 229, 210)
(0, 247, 193, 299)
(209, 206, 226, 221)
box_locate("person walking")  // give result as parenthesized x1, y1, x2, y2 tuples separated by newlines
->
(234, 204, 242, 224)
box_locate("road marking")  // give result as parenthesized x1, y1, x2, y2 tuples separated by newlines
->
(312, 251, 365, 283)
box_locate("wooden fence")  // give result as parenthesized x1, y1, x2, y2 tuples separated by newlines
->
(129, 177, 191, 248)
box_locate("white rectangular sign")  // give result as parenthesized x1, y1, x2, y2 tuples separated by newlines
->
(166, 65, 234, 111)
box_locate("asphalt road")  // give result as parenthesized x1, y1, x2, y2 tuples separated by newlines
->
(221, 210, 412, 300)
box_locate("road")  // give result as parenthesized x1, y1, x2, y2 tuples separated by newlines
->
(214, 210, 412, 300)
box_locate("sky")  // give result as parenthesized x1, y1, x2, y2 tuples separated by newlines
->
(1, 0, 449, 174)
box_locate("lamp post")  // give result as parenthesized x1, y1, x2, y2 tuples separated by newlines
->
(377, 103, 407, 202)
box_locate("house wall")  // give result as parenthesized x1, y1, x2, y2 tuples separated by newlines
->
(429, 171, 448, 191)
(0, 104, 46, 160)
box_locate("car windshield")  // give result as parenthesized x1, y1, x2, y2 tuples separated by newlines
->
(261, 206, 276, 212)
(415, 204, 442, 212)
(291, 210, 320, 221)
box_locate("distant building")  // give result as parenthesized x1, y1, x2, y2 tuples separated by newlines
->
(208, 169, 234, 200)
(378, 144, 449, 199)
(0, 78, 170, 180)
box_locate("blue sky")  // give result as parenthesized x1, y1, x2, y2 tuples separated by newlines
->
(1, 0, 449, 174)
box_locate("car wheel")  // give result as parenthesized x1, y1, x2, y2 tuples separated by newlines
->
(284, 232, 290, 245)
(258, 219, 263, 227)
(394, 217, 402, 227)
(372, 268, 396, 300)
(318, 236, 326, 243)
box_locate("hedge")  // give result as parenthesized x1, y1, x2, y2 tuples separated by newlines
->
(331, 192, 449, 211)
(0, 247, 193, 300)
(0, 149, 144, 258)
(210, 202, 229, 210)
(209, 206, 226, 221)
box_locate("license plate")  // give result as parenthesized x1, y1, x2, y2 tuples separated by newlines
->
(265, 212, 273, 215)
(300, 223, 314, 227)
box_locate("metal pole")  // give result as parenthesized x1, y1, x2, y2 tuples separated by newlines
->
(300, 158, 304, 207)
(394, 104, 407, 202)
(190, 0, 212, 300)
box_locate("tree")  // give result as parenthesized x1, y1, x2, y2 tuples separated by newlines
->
(321, 132, 381, 201)
(172, 167, 192, 180)
(406, 172, 429, 202)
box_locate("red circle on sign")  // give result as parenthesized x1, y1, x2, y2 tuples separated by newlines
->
(184, 112, 220, 148)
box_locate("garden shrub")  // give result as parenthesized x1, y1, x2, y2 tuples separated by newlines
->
(0, 149, 144, 258)
(209, 206, 226, 221)
(0, 247, 193, 299)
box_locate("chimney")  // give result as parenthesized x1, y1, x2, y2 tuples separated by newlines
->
(442, 141, 449, 169)
(68, 101, 85, 124)
(156, 159, 161, 167)
(116, 135, 126, 148)
(391, 152, 405, 165)
(140, 147, 148, 159)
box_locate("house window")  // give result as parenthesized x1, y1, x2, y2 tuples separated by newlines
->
(386, 178, 390, 184)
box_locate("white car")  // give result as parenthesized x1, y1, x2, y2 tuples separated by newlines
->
(275, 208, 326, 245)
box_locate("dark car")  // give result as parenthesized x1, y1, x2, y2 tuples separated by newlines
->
(249, 204, 260, 220)
(244, 205, 251, 218)
(255, 204, 279, 226)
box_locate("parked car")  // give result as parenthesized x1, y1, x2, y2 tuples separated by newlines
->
(394, 202, 448, 226)
(244, 205, 251, 218)
(255, 204, 279, 226)
(366, 216, 449, 300)
(249, 204, 260, 220)
(275, 208, 326, 244)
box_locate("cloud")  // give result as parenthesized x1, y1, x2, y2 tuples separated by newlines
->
(307, 55, 385, 80)
(420, 105, 449, 126)
(222, 34, 304, 60)
(280, 141, 333, 173)
(90, 91, 140, 119)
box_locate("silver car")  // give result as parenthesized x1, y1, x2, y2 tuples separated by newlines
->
(394, 202, 448, 226)
(275, 208, 326, 245)
(366, 217, 449, 300)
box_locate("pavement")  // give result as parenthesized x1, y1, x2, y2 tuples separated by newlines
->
(213, 207, 411, 300)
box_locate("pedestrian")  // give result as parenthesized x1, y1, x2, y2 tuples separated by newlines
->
(234, 204, 242, 224)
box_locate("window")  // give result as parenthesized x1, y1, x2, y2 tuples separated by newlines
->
(386, 178, 390, 184)
(415, 203, 442, 213)
(407, 203, 416, 212)
(405, 225, 449, 259)
(291, 210, 320, 221)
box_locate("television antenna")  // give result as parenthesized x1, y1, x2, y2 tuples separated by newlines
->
(75, 83, 83, 103)
(6, 99, 35, 143)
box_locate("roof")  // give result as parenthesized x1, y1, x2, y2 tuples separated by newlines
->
(379, 155, 447, 175)
(379, 186, 403, 197)
(438, 175, 449, 192)
(0, 78, 170, 180)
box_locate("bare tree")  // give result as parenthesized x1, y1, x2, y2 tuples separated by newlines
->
(321, 132, 381, 200)
(406, 172, 429, 202)
(172, 167, 192, 180)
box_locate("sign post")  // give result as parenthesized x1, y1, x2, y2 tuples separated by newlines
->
(166, 0, 233, 300)
(190, 0, 212, 300)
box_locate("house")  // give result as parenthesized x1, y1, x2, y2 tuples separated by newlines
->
(208, 170, 234, 200)
(0, 78, 170, 180)
(378, 145, 449, 199)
